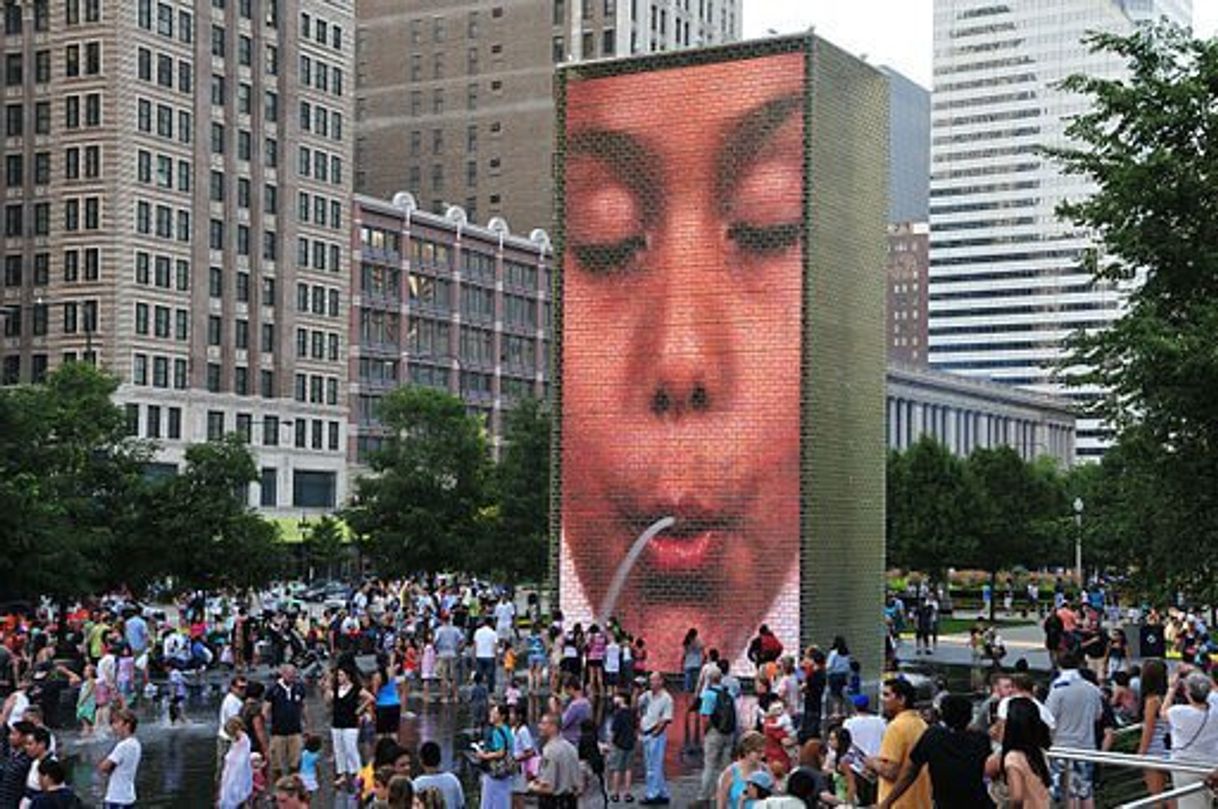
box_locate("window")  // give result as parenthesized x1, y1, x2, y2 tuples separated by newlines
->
(260, 468, 277, 505)
(167, 407, 181, 439)
(206, 362, 220, 393)
(85, 42, 100, 74)
(66, 45, 80, 78)
(34, 103, 48, 135)
(146, 405, 161, 438)
(157, 53, 172, 87)
(211, 123, 224, 154)
(173, 358, 186, 389)
(135, 302, 149, 335)
(34, 51, 49, 83)
(207, 315, 221, 346)
(180, 110, 192, 142)
(7, 104, 23, 136)
(85, 93, 100, 126)
(206, 410, 224, 441)
(209, 266, 222, 297)
(152, 356, 168, 388)
(211, 25, 225, 58)
(293, 470, 336, 508)
(154, 306, 169, 338)
(133, 353, 148, 385)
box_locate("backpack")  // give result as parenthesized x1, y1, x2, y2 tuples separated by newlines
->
(710, 686, 737, 735)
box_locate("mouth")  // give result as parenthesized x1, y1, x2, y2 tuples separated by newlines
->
(626, 501, 742, 574)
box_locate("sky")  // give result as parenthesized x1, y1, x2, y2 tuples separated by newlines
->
(743, 0, 1218, 89)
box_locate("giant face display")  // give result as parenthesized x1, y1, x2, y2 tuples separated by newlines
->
(557, 48, 807, 664)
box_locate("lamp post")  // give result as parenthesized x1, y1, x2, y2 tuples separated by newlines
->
(1073, 497, 1084, 589)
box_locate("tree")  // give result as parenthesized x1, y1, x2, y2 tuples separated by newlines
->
(886, 437, 977, 583)
(302, 515, 347, 581)
(0, 363, 152, 603)
(489, 397, 551, 581)
(1048, 24, 1218, 604)
(344, 386, 492, 575)
(967, 447, 1065, 618)
(147, 434, 287, 593)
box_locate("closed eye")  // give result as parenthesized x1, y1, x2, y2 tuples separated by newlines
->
(726, 222, 802, 256)
(571, 235, 647, 275)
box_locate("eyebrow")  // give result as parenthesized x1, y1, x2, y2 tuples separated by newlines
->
(715, 93, 804, 211)
(564, 129, 662, 225)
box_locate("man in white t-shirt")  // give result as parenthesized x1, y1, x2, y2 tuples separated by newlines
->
(215, 675, 247, 786)
(494, 595, 516, 642)
(473, 618, 499, 694)
(843, 695, 887, 758)
(997, 672, 1057, 732)
(100, 709, 141, 808)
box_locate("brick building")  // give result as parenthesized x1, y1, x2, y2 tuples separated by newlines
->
(349, 192, 551, 464)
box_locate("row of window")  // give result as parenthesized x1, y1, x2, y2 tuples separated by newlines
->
(131, 353, 188, 389)
(135, 200, 190, 242)
(134, 302, 188, 342)
(298, 100, 344, 142)
(295, 237, 342, 274)
(294, 283, 342, 318)
(137, 151, 191, 193)
(5, 93, 101, 137)
(136, 98, 193, 146)
(207, 315, 278, 355)
(209, 266, 276, 306)
(293, 372, 340, 406)
(297, 146, 343, 185)
(137, 1, 192, 43)
(299, 12, 344, 52)
(294, 328, 340, 362)
(0, 299, 96, 339)
(135, 252, 189, 291)
(125, 402, 183, 441)
(297, 191, 343, 231)
(2, 197, 99, 236)
(137, 48, 191, 94)
(209, 171, 279, 214)
(211, 118, 281, 162)
(298, 54, 344, 97)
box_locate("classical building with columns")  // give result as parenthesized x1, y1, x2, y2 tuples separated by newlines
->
(887, 363, 1075, 466)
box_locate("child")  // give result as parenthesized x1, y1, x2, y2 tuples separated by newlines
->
(607, 691, 636, 802)
(420, 632, 436, 704)
(468, 672, 489, 735)
(116, 645, 136, 706)
(76, 664, 98, 737)
(249, 752, 268, 804)
(501, 639, 517, 694)
(526, 623, 547, 695)
(847, 660, 862, 698)
(402, 638, 420, 695)
(299, 734, 322, 797)
(504, 680, 522, 710)
(168, 667, 187, 725)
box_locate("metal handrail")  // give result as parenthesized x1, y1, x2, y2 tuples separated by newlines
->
(1049, 746, 1216, 776)
(1047, 746, 1215, 809)
(1118, 782, 1209, 808)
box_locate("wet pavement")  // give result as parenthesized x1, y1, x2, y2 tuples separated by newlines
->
(55, 661, 990, 807)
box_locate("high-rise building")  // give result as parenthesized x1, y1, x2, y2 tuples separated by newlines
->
(0, 0, 355, 515)
(928, 0, 1190, 460)
(353, 0, 741, 232)
(887, 222, 929, 368)
(349, 193, 552, 463)
(882, 66, 930, 224)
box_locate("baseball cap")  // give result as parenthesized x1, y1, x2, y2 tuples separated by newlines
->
(747, 769, 775, 791)
(852, 694, 870, 710)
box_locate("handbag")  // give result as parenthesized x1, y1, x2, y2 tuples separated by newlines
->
(486, 726, 518, 779)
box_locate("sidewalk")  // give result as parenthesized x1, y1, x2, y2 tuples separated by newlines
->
(900, 620, 1055, 671)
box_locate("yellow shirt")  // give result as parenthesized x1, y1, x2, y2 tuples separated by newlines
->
(878, 709, 932, 809)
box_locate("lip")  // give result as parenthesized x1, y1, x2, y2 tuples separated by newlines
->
(626, 500, 741, 574)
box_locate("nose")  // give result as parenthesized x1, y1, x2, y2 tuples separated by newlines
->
(643, 220, 730, 419)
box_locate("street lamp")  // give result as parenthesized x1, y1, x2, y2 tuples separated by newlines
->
(1073, 497, 1084, 589)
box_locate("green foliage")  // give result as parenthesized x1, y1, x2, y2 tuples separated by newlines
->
(886, 437, 976, 582)
(1046, 24, 1218, 605)
(344, 386, 493, 575)
(887, 440, 1072, 599)
(302, 515, 347, 580)
(0, 364, 152, 602)
(145, 434, 287, 593)
(489, 397, 551, 581)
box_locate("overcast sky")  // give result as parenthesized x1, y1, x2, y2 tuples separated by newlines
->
(743, 1, 1218, 88)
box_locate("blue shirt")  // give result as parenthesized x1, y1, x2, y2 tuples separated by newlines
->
(124, 616, 148, 654)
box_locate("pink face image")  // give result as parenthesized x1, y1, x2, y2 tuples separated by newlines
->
(560, 51, 805, 661)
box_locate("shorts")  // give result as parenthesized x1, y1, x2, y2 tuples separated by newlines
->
(435, 656, 456, 682)
(528, 654, 547, 668)
(605, 671, 619, 688)
(1051, 759, 1094, 801)
(169, 697, 184, 722)
(607, 744, 634, 773)
(375, 704, 401, 735)
(586, 659, 603, 670)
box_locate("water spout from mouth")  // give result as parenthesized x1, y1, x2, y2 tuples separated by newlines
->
(597, 515, 676, 626)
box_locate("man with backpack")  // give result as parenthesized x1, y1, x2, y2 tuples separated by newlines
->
(698, 668, 737, 803)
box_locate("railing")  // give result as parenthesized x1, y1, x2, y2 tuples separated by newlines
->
(1048, 745, 1214, 808)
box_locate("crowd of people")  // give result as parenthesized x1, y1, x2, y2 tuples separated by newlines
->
(2, 575, 1218, 807)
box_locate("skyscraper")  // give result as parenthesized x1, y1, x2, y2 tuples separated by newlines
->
(0, 0, 355, 514)
(353, 0, 741, 232)
(882, 66, 930, 225)
(928, 0, 1190, 460)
